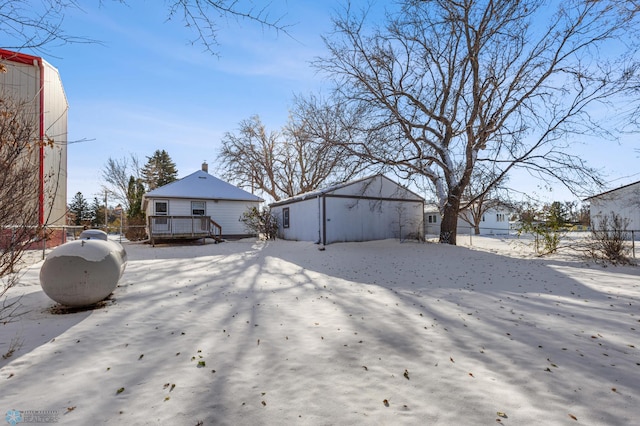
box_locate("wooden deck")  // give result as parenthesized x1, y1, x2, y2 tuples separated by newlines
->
(147, 216, 222, 246)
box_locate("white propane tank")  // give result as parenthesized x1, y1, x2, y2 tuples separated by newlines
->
(39, 238, 127, 307)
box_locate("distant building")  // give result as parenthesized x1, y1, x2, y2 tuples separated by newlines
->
(0, 49, 68, 248)
(585, 181, 640, 231)
(142, 163, 263, 244)
(269, 175, 425, 245)
(424, 203, 513, 236)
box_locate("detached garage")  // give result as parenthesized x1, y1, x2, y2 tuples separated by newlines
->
(270, 175, 425, 245)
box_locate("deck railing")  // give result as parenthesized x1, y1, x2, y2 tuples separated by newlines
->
(148, 215, 221, 245)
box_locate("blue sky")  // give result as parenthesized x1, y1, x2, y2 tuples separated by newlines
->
(25, 1, 640, 204)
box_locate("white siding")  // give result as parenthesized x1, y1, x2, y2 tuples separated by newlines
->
(331, 175, 421, 200)
(271, 175, 425, 244)
(211, 201, 259, 235)
(0, 54, 68, 228)
(145, 197, 260, 236)
(273, 197, 321, 242)
(590, 183, 640, 231)
(424, 206, 512, 236)
(324, 198, 423, 243)
(0, 59, 39, 101)
(42, 60, 68, 227)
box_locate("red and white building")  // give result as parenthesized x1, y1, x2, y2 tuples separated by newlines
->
(0, 49, 68, 247)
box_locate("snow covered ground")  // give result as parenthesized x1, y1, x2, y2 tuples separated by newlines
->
(1, 236, 639, 425)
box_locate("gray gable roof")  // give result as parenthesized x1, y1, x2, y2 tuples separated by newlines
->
(583, 180, 640, 201)
(269, 174, 424, 207)
(144, 170, 263, 202)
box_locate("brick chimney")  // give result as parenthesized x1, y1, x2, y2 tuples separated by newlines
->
(202, 161, 208, 173)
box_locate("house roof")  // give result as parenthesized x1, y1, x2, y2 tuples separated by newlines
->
(583, 180, 640, 201)
(269, 174, 424, 207)
(143, 170, 263, 202)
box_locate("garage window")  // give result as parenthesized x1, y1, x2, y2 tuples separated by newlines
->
(283, 207, 290, 228)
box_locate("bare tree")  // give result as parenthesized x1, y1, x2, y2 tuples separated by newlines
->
(315, 0, 640, 244)
(0, 94, 41, 322)
(101, 154, 141, 212)
(218, 104, 365, 201)
(1, 1, 288, 54)
(0, 95, 40, 276)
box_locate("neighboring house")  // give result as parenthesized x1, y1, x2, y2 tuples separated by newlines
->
(585, 180, 640, 231)
(424, 203, 512, 236)
(142, 164, 263, 244)
(0, 49, 68, 248)
(269, 174, 425, 245)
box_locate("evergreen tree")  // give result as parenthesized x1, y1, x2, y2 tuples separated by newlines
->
(141, 150, 178, 190)
(69, 192, 90, 226)
(546, 202, 568, 228)
(90, 197, 105, 228)
(127, 176, 145, 219)
(126, 176, 147, 241)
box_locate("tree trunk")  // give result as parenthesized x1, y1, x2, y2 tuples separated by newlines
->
(439, 199, 461, 245)
(474, 225, 480, 235)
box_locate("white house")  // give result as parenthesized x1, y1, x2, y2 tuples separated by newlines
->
(269, 175, 425, 245)
(0, 48, 68, 247)
(585, 180, 640, 231)
(424, 203, 512, 236)
(142, 164, 263, 244)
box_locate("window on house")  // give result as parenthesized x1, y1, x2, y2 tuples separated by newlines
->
(496, 213, 505, 222)
(155, 201, 168, 215)
(283, 207, 290, 228)
(154, 200, 168, 225)
(191, 201, 206, 216)
(482, 214, 486, 222)
(427, 214, 437, 224)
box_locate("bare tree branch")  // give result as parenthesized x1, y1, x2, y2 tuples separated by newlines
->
(165, 0, 292, 55)
(101, 154, 140, 212)
(0, 0, 98, 53)
(1, 0, 290, 55)
(217, 99, 367, 201)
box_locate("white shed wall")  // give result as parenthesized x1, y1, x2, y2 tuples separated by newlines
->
(273, 197, 321, 242)
(331, 175, 422, 200)
(324, 198, 423, 243)
(590, 183, 640, 231)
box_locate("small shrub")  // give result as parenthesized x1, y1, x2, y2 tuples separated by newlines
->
(588, 213, 630, 264)
(240, 207, 278, 240)
(517, 221, 566, 255)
